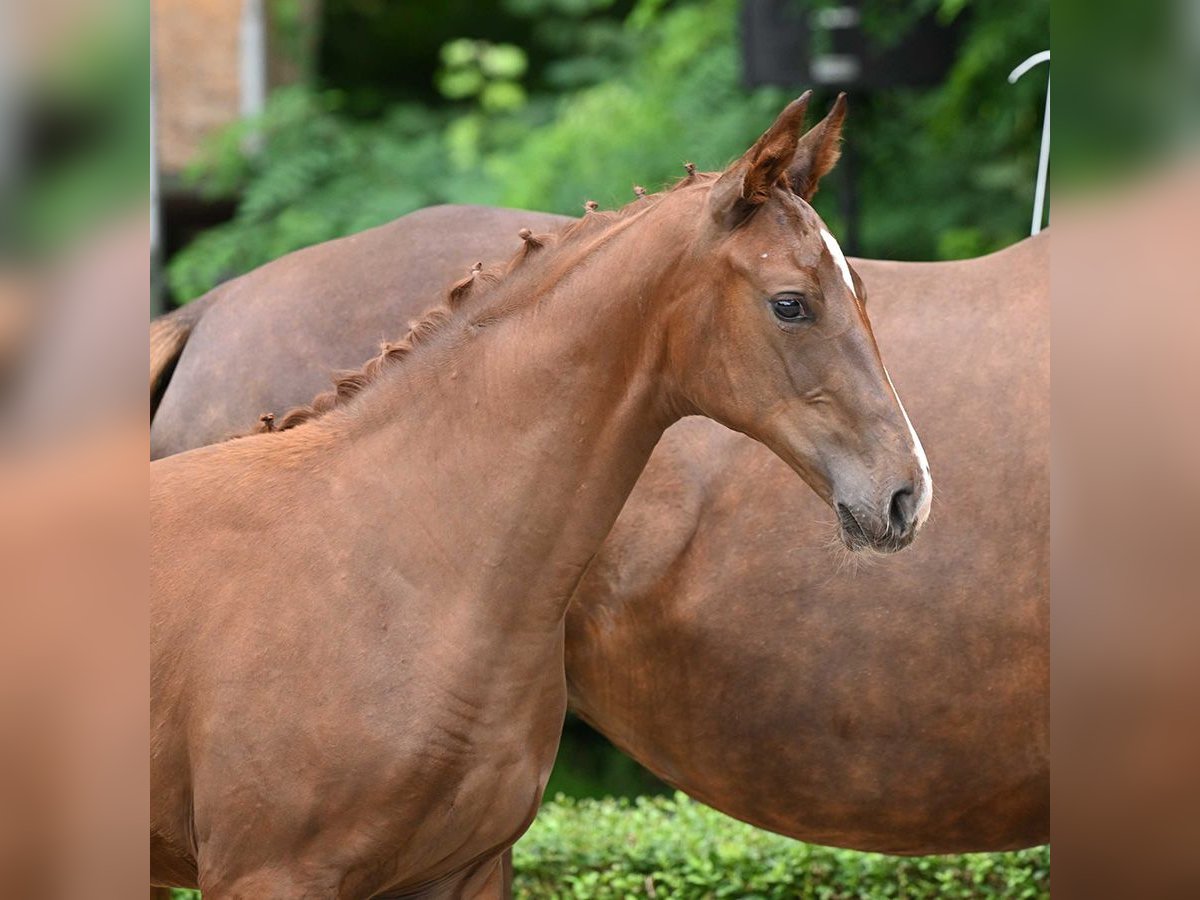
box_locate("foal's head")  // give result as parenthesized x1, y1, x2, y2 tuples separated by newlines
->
(662, 94, 931, 552)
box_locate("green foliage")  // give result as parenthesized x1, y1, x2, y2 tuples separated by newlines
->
(544, 717, 668, 799)
(167, 0, 1049, 305)
(437, 39, 530, 112)
(167, 792, 1048, 899)
(166, 90, 477, 302)
(487, 0, 789, 213)
(848, 0, 1049, 257)
(268, 0, 320, 82)
(513, 793, 1051, 899)
(11, 2, 148, 255)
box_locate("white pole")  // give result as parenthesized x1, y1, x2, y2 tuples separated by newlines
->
(240, 0, 267, 119)
(240, 0, 267, 154)
(1031, 76, 1050, 235)
(1009, 50, 1050, 236)
(0, 0, 21, 211)
(150, 56, 162, 314)
(150, 63, 160, 259)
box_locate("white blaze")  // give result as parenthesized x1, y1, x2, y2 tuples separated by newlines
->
(884, 367, 933, 526)
(819, 229, 856, 296)
(821, 226, 930, 526)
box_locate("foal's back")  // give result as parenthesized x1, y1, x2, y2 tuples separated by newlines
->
(150, 205, 570, 458)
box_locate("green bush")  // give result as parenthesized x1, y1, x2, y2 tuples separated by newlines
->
(168, 792, 1050, 899)
(513, 793, 1050, 899)
(166, 0, 1048, 305)
(164, 91, 468, 302)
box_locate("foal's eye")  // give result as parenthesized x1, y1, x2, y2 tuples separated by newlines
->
(771, 294, 811, 322)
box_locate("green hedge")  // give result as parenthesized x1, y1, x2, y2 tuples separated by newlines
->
(169, 792, 1049, 899)
(514, 793, 1048, 899)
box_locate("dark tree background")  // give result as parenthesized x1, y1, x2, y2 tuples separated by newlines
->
(167, 0, 1048, 305)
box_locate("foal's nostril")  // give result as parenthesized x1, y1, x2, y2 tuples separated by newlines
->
(888, 485, 915, 535)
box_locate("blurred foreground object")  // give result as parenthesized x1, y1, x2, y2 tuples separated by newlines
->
(1054, 163, 1200, 900)
(0, 214, 148, 900)
(1053, 0, 1200, 890)
(0, 1, 148, 897)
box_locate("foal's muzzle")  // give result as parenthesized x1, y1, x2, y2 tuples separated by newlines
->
(836, 482, 921, 553)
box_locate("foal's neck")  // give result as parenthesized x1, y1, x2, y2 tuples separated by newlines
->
(324, 201, 689, 630)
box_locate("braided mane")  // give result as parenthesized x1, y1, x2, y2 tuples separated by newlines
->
(257, 169, 719, 434)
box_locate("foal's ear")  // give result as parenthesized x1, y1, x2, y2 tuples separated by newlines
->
(787, 93, 847, 202)
(708, 92, 812, 229)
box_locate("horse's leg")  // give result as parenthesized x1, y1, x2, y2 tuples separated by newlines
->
(462, 853, 510, 899)
(200, 870, 340, 899)
(499, 850, 513, 897)
(376, 855, 510, 900)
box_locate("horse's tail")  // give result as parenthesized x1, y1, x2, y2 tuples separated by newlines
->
(150, 297, 211, 417)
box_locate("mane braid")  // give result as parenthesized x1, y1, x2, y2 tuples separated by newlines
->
(255, 178, 714, 436)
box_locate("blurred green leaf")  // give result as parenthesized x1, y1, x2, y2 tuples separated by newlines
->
(480, 43, 529, 79)
(438, 67, 486, 99)
(440, 38, 479, 68)
(481, 81, 528, 112)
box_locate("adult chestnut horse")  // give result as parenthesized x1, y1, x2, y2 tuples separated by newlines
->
(152, 99, 1047, 856)
(152, 95, 931, 898)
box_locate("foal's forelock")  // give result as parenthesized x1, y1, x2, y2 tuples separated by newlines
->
(255, 171, 722, 435)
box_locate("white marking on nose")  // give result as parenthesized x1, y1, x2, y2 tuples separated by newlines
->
(760, 252, 769, 259)
(819, 229, 855, 296)
(883, 366, 933, 526)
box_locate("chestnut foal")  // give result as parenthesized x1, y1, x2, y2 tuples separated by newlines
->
(151, 96, 929, 898)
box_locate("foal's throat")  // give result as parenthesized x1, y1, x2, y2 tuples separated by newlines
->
(329, 226, 680, 627)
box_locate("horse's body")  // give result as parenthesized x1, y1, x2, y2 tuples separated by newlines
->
(150, 205, 570, 459)
(152, 97, 931, 896)
(565, 239, 1049, 853)
(153, 200, 1048, 855)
